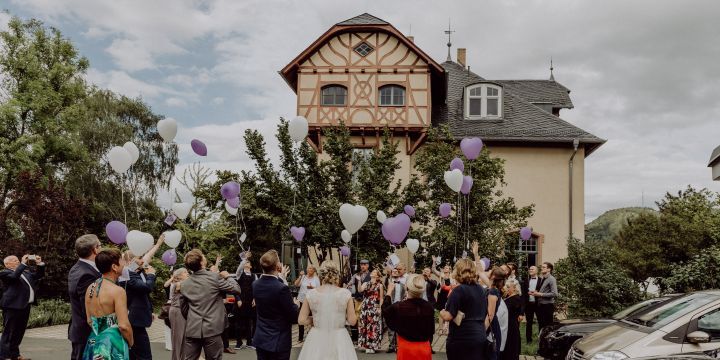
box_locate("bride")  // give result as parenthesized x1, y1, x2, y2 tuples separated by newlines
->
(297, 260, 358, 360)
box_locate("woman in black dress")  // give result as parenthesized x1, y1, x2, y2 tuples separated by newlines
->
(432, 256, 456, 335)
(501, 279, 523, 360)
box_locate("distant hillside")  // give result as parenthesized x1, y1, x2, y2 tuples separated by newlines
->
(585, 207, 658, 242)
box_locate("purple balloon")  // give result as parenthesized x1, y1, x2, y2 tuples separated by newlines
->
(450, 157, 465, 172)
(290, 226, 305, 243)
(439, 203, 451, 218)
(520, 226, 533, 241)
(340, 246, 351, 257)
(480, 257, 491, 271)
(162, 249, 177, 266)
(227, 196, 240, 209)
(381, 213, 411, 245)
(404, 205, 415, 217)
(106, 221, 128, 245)
(460, 176, 474, 195)
(221, 181, 240, 200)
(191, 139, 207, 156)
(460, 137, 483, 160)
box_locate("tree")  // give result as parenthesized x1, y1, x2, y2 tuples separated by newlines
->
(665, 245, 720, 292)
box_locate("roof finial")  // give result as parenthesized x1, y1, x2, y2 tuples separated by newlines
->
(444, 18, 455, 62)
(550, 57, 555, 81)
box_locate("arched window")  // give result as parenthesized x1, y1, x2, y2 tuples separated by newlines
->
(379, 85, 405, 106)
(465, 83, 502, 118)
(321, 85, 347, 106)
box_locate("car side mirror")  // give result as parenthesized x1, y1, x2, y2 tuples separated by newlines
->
(687, 331, 711, 344)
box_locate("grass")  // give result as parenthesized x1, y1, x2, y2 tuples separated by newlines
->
(520, 322, 540, 356)
(0, 299, 70, 332)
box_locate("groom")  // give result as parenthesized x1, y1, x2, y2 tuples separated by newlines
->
(252, 250, 299, 360)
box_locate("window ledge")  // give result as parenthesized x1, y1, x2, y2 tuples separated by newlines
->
(379, 104, 405, 107)
(465, 116, 504, 121)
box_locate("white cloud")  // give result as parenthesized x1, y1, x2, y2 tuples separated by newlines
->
(0, 11, 11, 32)
(211, 97, 225, 105)
(165, 97, 187, 107)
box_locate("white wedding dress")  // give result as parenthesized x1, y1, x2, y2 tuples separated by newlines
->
(297, 285, 358, 360)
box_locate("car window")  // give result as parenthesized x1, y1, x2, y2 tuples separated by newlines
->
(613, 298, 663, 320)
(698, 308, 720, 338)
(626, 293, 720, 330)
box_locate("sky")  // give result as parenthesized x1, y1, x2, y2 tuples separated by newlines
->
(2, 0, 720, 223)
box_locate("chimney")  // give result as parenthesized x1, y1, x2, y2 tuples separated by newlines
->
(457, 48, 466, 66)
(407, 35, 414, 43)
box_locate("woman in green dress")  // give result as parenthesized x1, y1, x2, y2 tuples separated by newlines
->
(84, 249, 133, 360)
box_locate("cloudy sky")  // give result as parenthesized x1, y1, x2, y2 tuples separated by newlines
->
(3, 0, 719, 222)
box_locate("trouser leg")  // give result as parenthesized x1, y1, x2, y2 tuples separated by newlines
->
(202, 335, 224, 360)
(130, 326, 152, 360)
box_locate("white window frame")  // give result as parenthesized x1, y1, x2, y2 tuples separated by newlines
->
(465, 83, 503, 119)
(379, 85, 405, 106)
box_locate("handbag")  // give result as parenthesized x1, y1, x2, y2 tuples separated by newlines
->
(159, 301, 171, 320)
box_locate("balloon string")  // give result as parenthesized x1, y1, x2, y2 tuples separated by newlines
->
(121, 173, 127, 225)
(287, 144, 301, 239)
(238, 180, 247, 232)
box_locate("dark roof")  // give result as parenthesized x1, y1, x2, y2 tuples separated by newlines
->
(709, 145, 720, 166)
(437, 61, 605, 155)
(494, 80, 574, 109)
(337, 13, 389, 26)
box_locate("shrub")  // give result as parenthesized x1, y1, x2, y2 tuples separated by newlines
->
(0, 299, 71, 332)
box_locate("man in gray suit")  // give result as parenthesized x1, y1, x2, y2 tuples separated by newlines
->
(528, 262, 558, 330)
(180, 249, 241, 360)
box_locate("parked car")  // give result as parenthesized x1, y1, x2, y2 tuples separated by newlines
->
(568, 291, 720, 360)
(539, 295, 680, 359)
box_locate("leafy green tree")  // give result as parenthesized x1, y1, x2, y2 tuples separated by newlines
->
(665, 245, 720, 292)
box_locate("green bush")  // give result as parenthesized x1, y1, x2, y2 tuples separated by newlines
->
(0, 299, 71, 332)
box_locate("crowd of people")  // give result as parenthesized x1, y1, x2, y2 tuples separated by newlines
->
(0, 234, 559, 360)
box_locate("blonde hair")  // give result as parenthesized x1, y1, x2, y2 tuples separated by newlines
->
(504, 278, 521, 296)
(453, 258, 478, 285)
(318, 260, 340, 286)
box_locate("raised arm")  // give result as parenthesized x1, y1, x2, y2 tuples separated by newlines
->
(141, 234, 165, 264)
(217, 271, 241, 295)
(431, 256, 442, 278)
(0, 262, 27, 281)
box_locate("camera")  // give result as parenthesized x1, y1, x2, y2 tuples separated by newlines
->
(27, 255, 37, 265)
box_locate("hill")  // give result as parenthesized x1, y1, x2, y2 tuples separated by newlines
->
(585, 207, 658, 242)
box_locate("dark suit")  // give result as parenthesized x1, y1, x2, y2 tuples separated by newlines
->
(0, 263, 45, 359)
(252, 275, 298, 360)
(119, 270, 157, 360)
(521, 276, 541, 343)
(68, 260, 101, 360)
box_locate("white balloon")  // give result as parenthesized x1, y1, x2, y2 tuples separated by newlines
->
(443, 169, 464, 193)
(225, 201, 238, 215)
(163, 230, 182, 248)
(406, 238, 420, 254)
(240, 233, 247, 243)
(389, 254, 401, 266)
(157, 118, 178, 142)
(126, 230, 154, 256)
(436, 256, 442, 265)
(288, 116, 309, 142)
(339, 203, 368, 234)
(108, 146, 132, 174)
(341, 230, 352, 243)
(172, 202, 192, 219)
(123, 142, 140, 164)
(376, 210, 387, 224)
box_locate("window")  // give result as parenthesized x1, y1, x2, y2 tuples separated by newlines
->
(627, 293, 720, 330)
(354, 42, 374, 57)
(698, 308, 720, 338)
(321, 85, 347, 106)
(379, 85, 405, 106)
(465, 84, 502, 119)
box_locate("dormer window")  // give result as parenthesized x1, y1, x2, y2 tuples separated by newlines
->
(321, 85, 347, 106)
(465, 84, 502, 119)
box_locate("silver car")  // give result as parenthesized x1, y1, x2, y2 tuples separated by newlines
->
(568, 291, 720, 360)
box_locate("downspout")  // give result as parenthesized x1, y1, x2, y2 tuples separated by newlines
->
(569, 139, 580, 239)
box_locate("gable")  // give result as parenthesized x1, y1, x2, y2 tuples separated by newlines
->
(301, 32, 429, 69)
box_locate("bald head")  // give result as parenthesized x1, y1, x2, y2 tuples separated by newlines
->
(3, 256, 19, 270)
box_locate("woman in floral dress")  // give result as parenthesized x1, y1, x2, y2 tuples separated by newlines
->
(358, 269, 384, 353)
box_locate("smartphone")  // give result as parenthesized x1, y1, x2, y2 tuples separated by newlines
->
(28, 255, 36, 261)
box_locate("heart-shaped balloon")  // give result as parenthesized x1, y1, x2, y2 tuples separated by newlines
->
(227, 196, 240, 209)
(341, 230, 352, 243)
(460, 175, 474, 195)
(460, 137, 483, 160)
(157, 118, 178, 142)
(221, 181, 240, 200)
(163, 230, 182, 248)
(439, 203, 452, 218)
(404, 205, 415, 217)
(225, 201, 238, 215)
(339, 204, 368, 234)
(126, 230, 154, 257)
(406, 238, 420, 254)
(340, 246, 351, 257)
(376, 210, 387, 224)
(108, 146, 132, 174)
(520, 226, 532, 241)
(240, 233, 247, 243)
(288, 116, 309, 142)
(191, 139, 207, 157)
(161, 249, 177, 266)
(381, 213, 411, 245)
(123, 142, 140, 164)
(106, 221, 128, 245)
(444, 169, 464, 193)
(290, 226, 305, 242)
(450, 157, 464, 172)
(172, 202, 192, 219)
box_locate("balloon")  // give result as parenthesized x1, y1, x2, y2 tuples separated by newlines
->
(227, 196, 240, 209)
(290, 226, 305, 242)
(406, 238, 420, 254)
(450, 157, 465, 172)
(439, 203, 452, 218)
(288, 116, 309, 142)
(443, 169, 463, 192)
(340, 246, 351, 257)
(225, 201, 238, 215)
(341, 230, 352, 243)
(480, 257, 491, 271)
(126, 230, 154, 256)
(460, 176, 474, 195)
(123, 142, 140, 164)
(520, 226, 533, 241)
(240, 232, 247, 243)
(108, 146, 132, 174)
(163, 230, 182, 248)
(404, 205, 415, 217)
(172, 202, 192, 219)
(157, 118, 178, 142)
(220, 181, 240, 200)
(381, 213, 411, 245)
(389, 254, 401, 266)
(460, 137, 483, 160)
(376, 210, 387, 224)
(435, 256, 442, 265)
(191, 139, 207, 156)
(161, 249, 177, 266)
(339, 204, 368, 234)
(105, 221, 128, 245)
